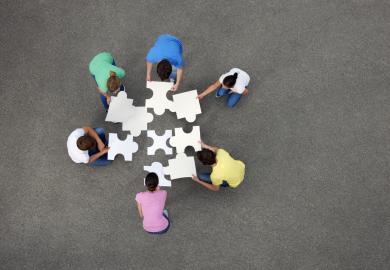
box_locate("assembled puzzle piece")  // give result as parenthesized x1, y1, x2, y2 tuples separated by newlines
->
(145, 81, 175, 115)
(164, 153, 196, 180)
(105, 91, 135, 123)
(108, 133, 138, 161)
(144, 162, 172, 187)
(122, 106, 154, 137)
(169, 126, 201, 154)
(147, 130, 173, 155)
(172, 90, 201, 122)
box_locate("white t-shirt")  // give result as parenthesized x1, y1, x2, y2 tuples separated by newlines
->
(67, 128, 89, 164)
(219, 68, 250, 94)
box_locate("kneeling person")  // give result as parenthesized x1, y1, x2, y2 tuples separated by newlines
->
(67, 126, 111, 166)
(192, 141, 245, 191)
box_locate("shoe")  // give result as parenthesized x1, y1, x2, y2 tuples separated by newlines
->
(163, 209, 169, 217)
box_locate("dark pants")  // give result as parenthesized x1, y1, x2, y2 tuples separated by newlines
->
(146, 214, 170, 235)
(88, 128, 112, 167)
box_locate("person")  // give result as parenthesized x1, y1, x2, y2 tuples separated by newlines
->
(197, 68, 250, 108)
(67, 126, 111, 167)
(192, 141, 245, 191)
(89, 52, 126, 110)
(146, 34, 184, 91)
(135, 173, 170, 234)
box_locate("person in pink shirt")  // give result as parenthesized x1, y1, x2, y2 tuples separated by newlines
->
(135, 173, 170, 234)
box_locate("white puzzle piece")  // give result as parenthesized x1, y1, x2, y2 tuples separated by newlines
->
(105, 91, 135, 123)
(164, 153, 196, 180)
(108, 133, 138, 161)
(144, 162, 172, 187)
(169, 126, 201, 154)
(145, 81, 175, 115)
(147, 130, 173, 155)
(122, 106, 154, 137)
(172, 90, 201, 122)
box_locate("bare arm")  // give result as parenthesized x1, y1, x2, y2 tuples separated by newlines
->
(171, 68, 184, 91)
(192, 175, 220, 192)
(88, 147, 109, 164)
(136, 202, 143, 218)
(146, 61, 153, 81)
(83, 127, 105, 150)
(200, 141, 218, 153)
(198, 80, 222, 100)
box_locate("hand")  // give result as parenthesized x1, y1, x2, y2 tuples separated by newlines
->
(198, 140, 205, 148)
(197, 94, 204, 100)
(146, 74, 151, 82)
(102, 147, 110, 154)
(97, 141, 105, 152)
(243, 89, 249, 96)
(192, 175, 199, 181)
(171, 84, 178, 92)
(106, 95, 111, 104)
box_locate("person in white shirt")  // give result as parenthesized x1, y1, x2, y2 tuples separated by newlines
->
(67, 126, 111, 166)
(197, 68, 250, 107)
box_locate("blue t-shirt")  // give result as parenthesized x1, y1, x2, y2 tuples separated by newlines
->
(146, 34, 184, 68)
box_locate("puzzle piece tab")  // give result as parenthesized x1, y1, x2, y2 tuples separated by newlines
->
(144, 162, 172, 187)
(147, 130, 173, 155)
(105, 91, 135, 123)
(169, 126, 201, 154)
(108, 133, 138, 161)
(164, 153, 196, 180)
(145, 81, 175, 115)
(172, 90, 201, 122)
(122, 106, 154, 137)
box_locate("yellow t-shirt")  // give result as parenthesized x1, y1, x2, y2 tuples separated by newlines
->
(210, 149, 245, 188)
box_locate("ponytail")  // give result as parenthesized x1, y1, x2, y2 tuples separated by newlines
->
(222, 72, 238, 88)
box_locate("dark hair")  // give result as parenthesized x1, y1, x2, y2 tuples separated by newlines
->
(196, 149, 216, 165)
(222, 72, 238, 88)
(157, 59, 172, 81)
(77, 135, 96, 151)
(145, 172, 159, 192)
(107, 73, 121, 92)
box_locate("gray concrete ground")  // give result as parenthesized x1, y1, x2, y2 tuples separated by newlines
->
(0, 0, 389, 269)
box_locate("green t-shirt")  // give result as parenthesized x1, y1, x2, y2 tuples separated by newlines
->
(210, 149, 245, 188)
(89, 52, 126, 93)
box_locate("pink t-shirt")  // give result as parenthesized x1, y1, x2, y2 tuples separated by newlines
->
(135, 190, 168, 232)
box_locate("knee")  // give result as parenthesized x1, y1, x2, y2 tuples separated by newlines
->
(95, 127, 105, 135)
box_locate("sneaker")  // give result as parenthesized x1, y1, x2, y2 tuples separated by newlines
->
(163, 209, 169, 217)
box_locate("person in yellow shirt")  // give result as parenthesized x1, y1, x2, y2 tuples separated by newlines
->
(192, 141, 245, 191)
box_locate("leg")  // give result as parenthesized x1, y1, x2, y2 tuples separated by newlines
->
(216, 87, 230, 97)
(89, 156, 112, 167)
(198, 172, 212, 184)
(100, 94, 109, 110)
(227, 92, 242, 108)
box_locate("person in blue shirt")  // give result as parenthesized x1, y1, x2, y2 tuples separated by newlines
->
(146, 34, 184, 92)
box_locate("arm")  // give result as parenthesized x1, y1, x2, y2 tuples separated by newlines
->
(200, 141, 218, 153)
(146, 61, 153, 81)
(171, 68, 184, 92)
(243, 88, 249, 96)
(136, 202, 143, 218)
(88, 147, 109, 164)
(83, 127, 105, 150)
(192, 175, 220, 192)
(197, 80, 222, 100)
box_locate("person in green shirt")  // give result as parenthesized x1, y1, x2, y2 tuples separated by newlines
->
(192, 141, 246, 191)
(89, 52, 126, 110)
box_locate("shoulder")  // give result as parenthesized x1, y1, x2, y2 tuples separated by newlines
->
(67, 128, 85, 142)
(135, 192, 145, 201)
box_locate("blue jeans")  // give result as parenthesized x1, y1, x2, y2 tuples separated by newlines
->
(92, 59, 124, 110)
(88, 128, 112, 167)
(146, 213, 170, 235)
(216, 87, 242, 108)
(198, 172, 230, 187)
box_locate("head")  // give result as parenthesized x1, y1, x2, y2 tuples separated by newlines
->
(222, 72, 238, 88)
(157, 59, 172, 81)
(145, 172, 159, 192)
(196, 149, 216, 165)
(77, 135, 97, 151)
(107, 73, 121, 94)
